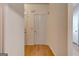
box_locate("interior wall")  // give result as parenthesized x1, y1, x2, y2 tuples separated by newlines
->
(24, 4, 49, 45)
(47, 3, 68, 56)
(4, 4, 24, 56)
(24, 4, 49, 14)
(0, 4, 4, 53)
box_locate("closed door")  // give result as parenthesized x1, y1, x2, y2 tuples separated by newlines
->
(25, 13, 47, 45)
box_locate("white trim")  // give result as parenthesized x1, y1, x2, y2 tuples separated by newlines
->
(68, 3, 73, 56)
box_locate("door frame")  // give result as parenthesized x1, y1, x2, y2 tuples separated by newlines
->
(68, 3, 74, 56)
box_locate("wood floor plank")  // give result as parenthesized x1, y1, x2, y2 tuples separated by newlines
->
(24, 45, 55, 56)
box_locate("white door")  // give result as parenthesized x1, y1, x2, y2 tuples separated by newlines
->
(25, 12, 48, 45)
(34, 14, 47, 44)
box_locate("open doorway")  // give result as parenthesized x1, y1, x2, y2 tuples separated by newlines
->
(68, 3, 79, 56)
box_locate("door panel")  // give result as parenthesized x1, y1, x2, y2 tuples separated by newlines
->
(25, 13, 47, 45)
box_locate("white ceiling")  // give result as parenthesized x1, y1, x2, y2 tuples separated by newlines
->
(8, 3, 24, 17)
(7, 3, 49, 17)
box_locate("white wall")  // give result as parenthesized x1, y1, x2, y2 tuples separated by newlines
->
(47, 3, 68, 56)
(4, 4, 24, 56)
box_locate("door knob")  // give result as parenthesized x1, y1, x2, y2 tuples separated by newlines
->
(24, 32, 27, 33)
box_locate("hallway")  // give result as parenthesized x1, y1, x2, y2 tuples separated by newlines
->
(0, 3, 68, 56)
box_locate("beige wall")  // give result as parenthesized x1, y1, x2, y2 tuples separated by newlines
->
(24, 4, 49, 14)
(0, 4, 4, 53)
(47, 3, 68, 56)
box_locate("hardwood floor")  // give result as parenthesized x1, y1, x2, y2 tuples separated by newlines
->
(24, 45, 55, 56)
